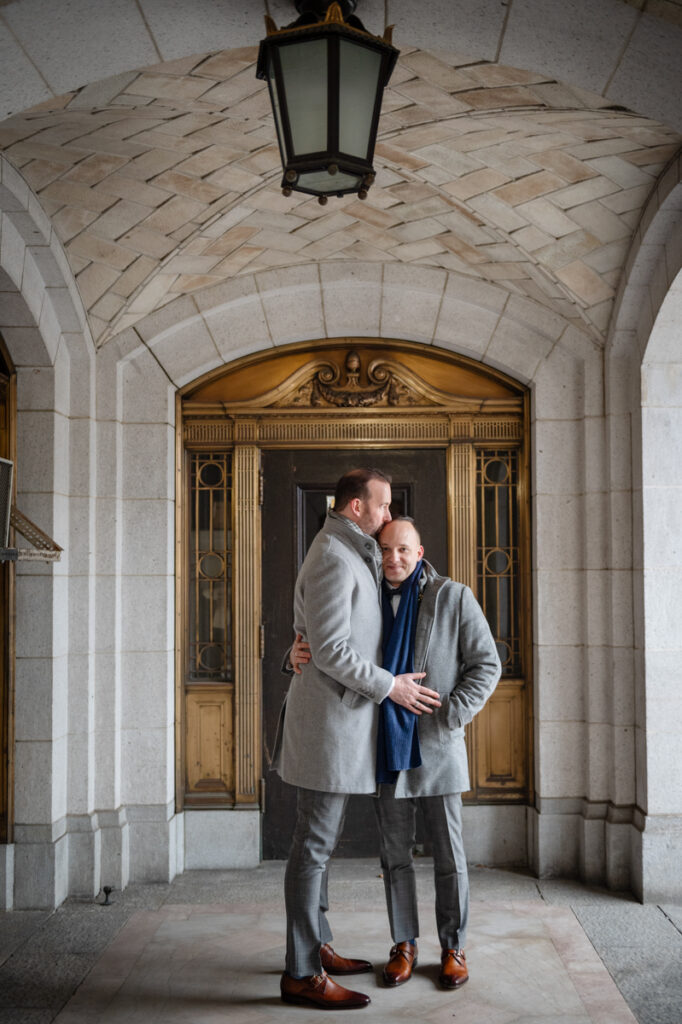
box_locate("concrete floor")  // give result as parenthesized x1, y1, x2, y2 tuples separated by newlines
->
(0, 861, 681, 1023)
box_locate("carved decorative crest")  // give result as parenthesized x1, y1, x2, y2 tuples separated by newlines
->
(221, 350, 492, 411)
(281, 350, 432, 408)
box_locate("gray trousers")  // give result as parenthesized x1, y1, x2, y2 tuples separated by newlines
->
(284, 787, 348, 977)
(374, 788, 469, 950)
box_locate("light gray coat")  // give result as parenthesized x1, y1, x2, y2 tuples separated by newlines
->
(392, 559, 501, 797)
(273, 510, 394, 793)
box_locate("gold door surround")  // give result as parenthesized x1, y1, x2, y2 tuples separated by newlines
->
(177, 339, 532, 811)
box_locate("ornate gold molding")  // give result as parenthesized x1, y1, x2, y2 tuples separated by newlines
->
(472, 419, 521, 439)
(183, 414, 522, 448)
(212, 349, 521, 414)
(183, 421, 234, 444)
(257, 416, 450, 445)
(232, 445, 262, 806)
(448, 444, 476, 591)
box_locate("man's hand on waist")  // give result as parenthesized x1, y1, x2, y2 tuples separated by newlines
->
(390, 674, 441, 715)
(290, 633, 311, 674)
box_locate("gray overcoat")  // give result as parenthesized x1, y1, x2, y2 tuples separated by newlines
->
(272, 510, 394, 793)
(392, 559, 501, 797)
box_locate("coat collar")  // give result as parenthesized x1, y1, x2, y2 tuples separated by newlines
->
(324, 510, 383, 581)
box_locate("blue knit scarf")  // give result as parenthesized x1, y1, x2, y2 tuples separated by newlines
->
(376, 559, 424, 784)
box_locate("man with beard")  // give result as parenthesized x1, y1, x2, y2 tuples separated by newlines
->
(274, 471, 442, 1010)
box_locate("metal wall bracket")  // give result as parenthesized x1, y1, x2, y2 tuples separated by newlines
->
(0, 506, 63, 562)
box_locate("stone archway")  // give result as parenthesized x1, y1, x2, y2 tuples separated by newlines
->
(0, 158, 99, 909)
(638, 272, 682, 900)
(604, 153, 682, 900)
(119, 263, 610, 880)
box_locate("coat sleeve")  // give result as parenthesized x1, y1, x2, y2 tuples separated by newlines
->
(447, 586, 501, 727)
(299, 545, 394, 704)
(280, 647, 293, 676)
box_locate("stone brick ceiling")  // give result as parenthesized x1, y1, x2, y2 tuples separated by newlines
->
(0, 46, 679, 346)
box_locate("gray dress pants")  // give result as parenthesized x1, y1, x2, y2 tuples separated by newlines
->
(374, 787, 469, 950)
(284, 787, 349, 977)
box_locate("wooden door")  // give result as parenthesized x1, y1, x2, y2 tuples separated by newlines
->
(261, 448, 448, 859)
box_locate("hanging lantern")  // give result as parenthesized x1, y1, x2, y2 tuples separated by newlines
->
(256, 0, 399, 203)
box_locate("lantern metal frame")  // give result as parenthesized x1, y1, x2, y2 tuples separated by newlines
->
(256, 1, 399, 203)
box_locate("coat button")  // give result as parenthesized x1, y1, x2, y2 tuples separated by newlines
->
(365, 556, 372, 563)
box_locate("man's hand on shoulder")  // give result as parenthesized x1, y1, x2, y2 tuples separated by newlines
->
(390, 674, 441, 715)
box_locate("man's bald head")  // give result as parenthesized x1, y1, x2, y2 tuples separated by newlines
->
(379, 517, 424, 585)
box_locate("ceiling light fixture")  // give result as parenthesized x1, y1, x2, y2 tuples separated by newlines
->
(257, 0, 399, 204)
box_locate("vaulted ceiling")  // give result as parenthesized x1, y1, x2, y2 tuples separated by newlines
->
(0, 2, 680, 350)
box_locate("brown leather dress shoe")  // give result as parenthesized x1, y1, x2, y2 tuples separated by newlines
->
(280, 971, 370, 1009)
(439, 948, 468, 988)
(321, 943, 373, 975)
(382, 941, 417, 986)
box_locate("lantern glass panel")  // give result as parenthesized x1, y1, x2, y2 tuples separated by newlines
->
(279, 39, 328, 155)
(298, 169, 362, 194)
(338, 39, 382, 159)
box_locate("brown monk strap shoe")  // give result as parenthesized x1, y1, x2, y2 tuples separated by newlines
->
(321, 943, 373, 975)
(382, 941, 417, 986)
(439, 948, 468, 988)
(280, 971, 370, 1009)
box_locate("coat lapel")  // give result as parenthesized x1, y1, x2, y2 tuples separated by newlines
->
(414, 562, 443, 671)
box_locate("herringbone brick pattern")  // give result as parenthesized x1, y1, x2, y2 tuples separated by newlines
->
(0, 47, 678, 345)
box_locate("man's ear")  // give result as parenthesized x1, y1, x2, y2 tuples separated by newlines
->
(349, 496, 362, 518)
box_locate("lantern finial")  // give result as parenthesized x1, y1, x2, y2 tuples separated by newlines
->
(324, 3, 345, 25)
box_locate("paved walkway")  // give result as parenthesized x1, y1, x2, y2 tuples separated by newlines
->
(1, 862, 681, 1023)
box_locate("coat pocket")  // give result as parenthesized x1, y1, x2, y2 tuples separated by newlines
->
(437, 699, 464, 743)
(341, 687, 360, 708)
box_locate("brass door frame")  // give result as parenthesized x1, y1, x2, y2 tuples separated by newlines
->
(176, 339, 532, 811)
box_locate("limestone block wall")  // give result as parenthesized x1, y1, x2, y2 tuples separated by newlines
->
(96, 331, 178, 885)
(641, 281, 682, 808)
(1, 155, 183, 906)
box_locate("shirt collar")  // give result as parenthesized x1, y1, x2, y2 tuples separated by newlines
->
(328, 508, 372, 541)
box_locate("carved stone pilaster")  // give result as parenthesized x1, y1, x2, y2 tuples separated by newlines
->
(448, 444, 476, 591)
(232, 446, 262, 805)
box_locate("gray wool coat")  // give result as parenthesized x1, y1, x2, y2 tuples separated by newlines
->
(273, 512, 501, 796)
(392, 559, 501, 797)
(272, 510, 394, 793)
